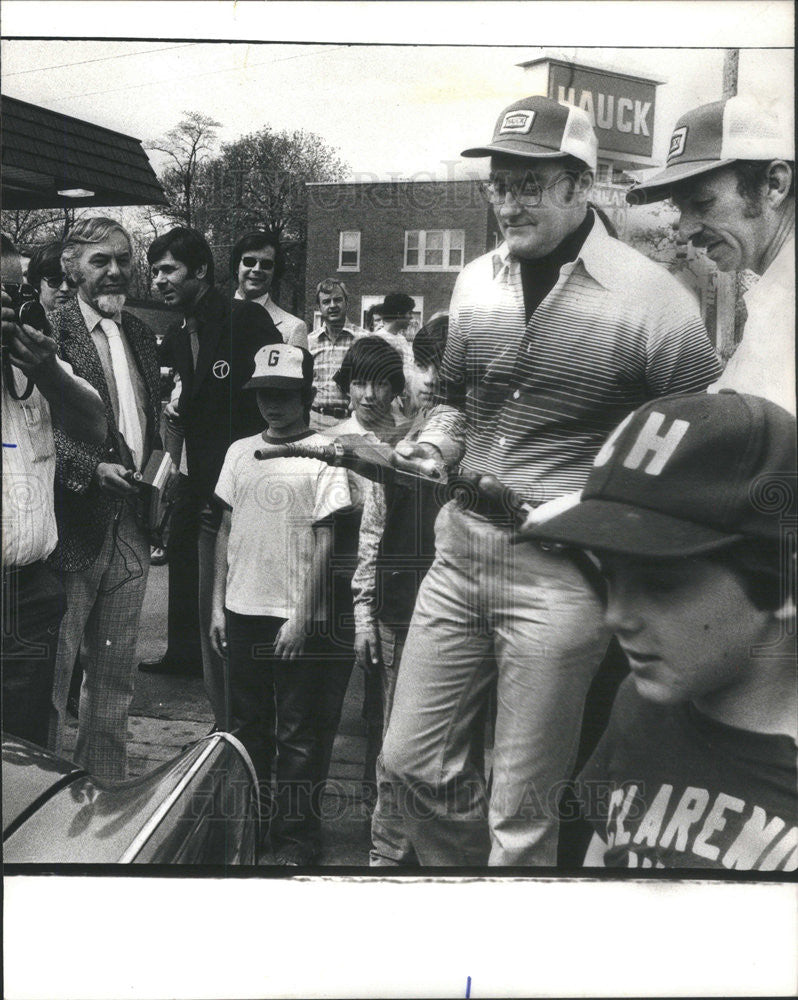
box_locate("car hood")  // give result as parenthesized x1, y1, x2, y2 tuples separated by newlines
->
(3, 733, 257, 864)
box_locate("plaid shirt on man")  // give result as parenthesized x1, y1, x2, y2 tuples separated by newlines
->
(308, 322, 365, 408)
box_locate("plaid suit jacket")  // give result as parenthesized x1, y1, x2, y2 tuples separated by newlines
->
(48, 297, 162, 572)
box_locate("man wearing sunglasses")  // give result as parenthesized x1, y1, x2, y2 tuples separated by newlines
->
(142, 227, 281, 727)
(232, 230, 308, 349)
(383, 95, 723, 867)
(26, 241, 75, 313)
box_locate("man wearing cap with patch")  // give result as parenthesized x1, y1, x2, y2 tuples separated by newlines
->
(527, 392, 797, 870)
(629, 95, 795, 413)
(383, 95, 722, 866)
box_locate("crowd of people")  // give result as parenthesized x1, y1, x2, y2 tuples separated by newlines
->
(2, 91, 795, 869)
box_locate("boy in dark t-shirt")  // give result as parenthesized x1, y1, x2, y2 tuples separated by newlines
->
(526, 391, 797, 870)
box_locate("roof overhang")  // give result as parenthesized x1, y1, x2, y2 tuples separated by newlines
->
(2, 95, 167, 209)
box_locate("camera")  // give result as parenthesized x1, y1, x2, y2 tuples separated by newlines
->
(2, 281, 49, 400)
(2, 281, 49, 337)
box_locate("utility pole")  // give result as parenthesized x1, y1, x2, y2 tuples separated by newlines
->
(715, 48, 742, 360)
(723, 49, 739, 98)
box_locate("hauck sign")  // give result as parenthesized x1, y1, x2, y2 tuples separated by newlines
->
(547, 61, 658, 159)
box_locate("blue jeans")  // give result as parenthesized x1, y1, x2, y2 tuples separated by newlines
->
(381, 503, 609, 866)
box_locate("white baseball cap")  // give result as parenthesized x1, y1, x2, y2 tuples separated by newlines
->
(461, 95, 598, 173)
(628, 96, 794, 204)
(243, 343, 313, 390)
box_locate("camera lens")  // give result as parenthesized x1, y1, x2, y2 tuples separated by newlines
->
(19, 297, 48, 333)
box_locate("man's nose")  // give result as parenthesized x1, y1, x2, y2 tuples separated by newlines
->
(106, 256, 121, 277)
(674, 212, 701, 244)
(498, 190, 524, 215)
(603, 583, 640, 636)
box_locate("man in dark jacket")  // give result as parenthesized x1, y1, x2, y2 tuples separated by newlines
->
(143, 227, 281, 724)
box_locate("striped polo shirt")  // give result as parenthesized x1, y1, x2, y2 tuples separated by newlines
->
(419, 211, 723, 505)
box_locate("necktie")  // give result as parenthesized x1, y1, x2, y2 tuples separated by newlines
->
(100, 317, 144, 470)
(185, 315, 200, 370)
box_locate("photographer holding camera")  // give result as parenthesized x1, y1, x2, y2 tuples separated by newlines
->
(2, 233, 106, 748)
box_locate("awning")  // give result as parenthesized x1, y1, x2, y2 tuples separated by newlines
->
(1, 95, 167, 209)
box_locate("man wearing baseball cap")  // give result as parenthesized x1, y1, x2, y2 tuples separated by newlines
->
(628, 96, 795, 413)
(383, 94, 722, 866)
(527, 391, 797, 869)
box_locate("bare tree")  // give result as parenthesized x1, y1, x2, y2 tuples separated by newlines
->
(146, 111, 222, 232)
(204, 127, 348, 311)
(142, 116, 348, 313)
(0, 207, 80, 249)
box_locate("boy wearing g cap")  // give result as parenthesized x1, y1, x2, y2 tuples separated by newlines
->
(210, 343, 352, 864)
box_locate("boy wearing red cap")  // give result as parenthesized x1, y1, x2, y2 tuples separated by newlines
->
(528, 391, 797, 869)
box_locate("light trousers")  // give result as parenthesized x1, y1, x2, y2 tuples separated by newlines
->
(382, 503, 609, 866)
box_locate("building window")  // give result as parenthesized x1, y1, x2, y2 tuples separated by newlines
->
(403, 230, 464, 271)
(338, 231, 360, 271)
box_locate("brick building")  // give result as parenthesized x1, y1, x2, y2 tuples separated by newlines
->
(304, 179, 501, 332)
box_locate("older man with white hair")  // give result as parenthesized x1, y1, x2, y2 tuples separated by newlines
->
(48, 217, 162, 781)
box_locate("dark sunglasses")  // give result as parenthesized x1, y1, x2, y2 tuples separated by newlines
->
(41, 274, 70, 290)
(241, 256, 275, 270)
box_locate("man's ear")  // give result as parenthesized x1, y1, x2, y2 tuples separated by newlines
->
(576, 168, 594, 199)
(195, 263, 208, 281)
(765, 160, 793, 207)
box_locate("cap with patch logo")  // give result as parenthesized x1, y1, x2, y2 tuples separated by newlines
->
(528, 391, 796, 557)
(461, 95, 598, 172)
(627, 96, 794, 204)
(243, 343, 314, 390)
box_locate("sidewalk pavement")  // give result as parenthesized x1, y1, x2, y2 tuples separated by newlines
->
(61, 561, 372, 865)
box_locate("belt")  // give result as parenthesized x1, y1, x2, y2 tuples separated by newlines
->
(311, 404, 350, 419)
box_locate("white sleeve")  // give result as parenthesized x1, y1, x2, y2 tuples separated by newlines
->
(214, 443, 239, 509)
(312, 463, 352, 523)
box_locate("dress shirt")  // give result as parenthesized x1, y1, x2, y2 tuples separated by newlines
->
(78, 297, 148, 468)
(3, 364, 70, 566)
(709, 234, 795, 414)
(234, 289, 309, 349)
(308, 322, 365, 408)
(418, 210, 723, 504)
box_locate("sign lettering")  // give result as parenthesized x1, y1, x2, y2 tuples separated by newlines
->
(549, 63, 657, 158)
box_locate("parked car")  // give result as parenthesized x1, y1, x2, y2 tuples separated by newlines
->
(2, 731, 260, 864)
